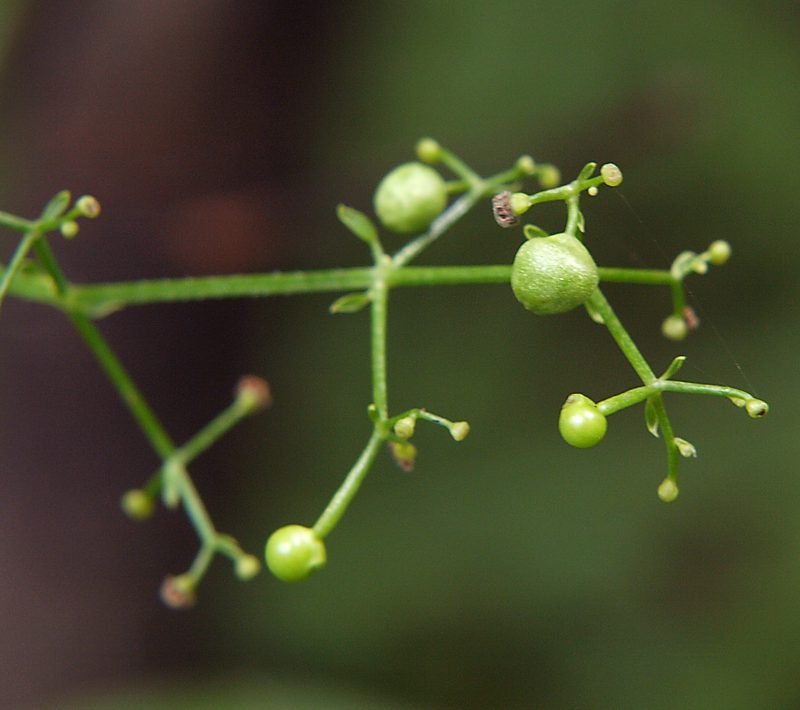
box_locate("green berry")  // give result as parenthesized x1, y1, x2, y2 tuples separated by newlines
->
(558, 394, 607, 448)
(374, 162, 447, 234)
(511, 233, 599, 314)
(265, 525, 326, 583)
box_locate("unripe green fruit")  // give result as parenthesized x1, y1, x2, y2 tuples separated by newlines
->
(265, 525, 327, 583)
(374, 162, 447, 234)
(511, 233, 599, 314)
(558, 394, 607, 448)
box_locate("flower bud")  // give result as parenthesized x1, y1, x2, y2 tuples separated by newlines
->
(673, 437, 697, 458)
(415, 138, 442, 164)
(236, 375, 272, 412)
(235, 554, 261, 580)
(60, 221, 79, 239)
(389, 441, 417, 471)
(160, 574, 196, 609)
(745, 399, 768, 418)
(600, 163, 623, 187)
(661, 315, 688, 341)
(657, 478, 679, 503)
(76, 195, 101, 218)
(515, 155, 536, 175)
(449, 421, 470, 442)
(708, 240, 731, 266)
(121, 488, 154, 521)
(393, 416, 416, 440)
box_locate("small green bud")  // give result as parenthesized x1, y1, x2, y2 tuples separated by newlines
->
(600, 163, 623, 187)
(509, 192, 531, 216)
(265, 525, 327, 583)
(661, 314, 688, 341)
(393, 416, 416, 440)
(60, 221, 79, 239)
(415, 137, 442, 164)
(450, 421, 470, 442)
(515, 155, 536, 175)
(374, 162, 447, 234)
(537, 164, 561, 189)
(745, 399, 768, 418)
(657, 478, 679, 503)
(76, 195, 101, 218)
(235, 554, 261, 580)
(729, 397, 746, 408)
(121, 488, 154, 520)
(558, 394, 607, 448)
(389, 440, 417, 471)
(673, 437, 697, 458)
(708, 240, 731, 266)
(159, 574, 196, 609)
(235, 375, 272, 413)
(587, 186, 599, 197)
(511, 233, 599, 315)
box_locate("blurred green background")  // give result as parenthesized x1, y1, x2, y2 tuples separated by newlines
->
(0, 1, 798, 708)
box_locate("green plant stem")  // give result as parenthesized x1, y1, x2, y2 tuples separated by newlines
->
(371, 256, 391, 420)
(586, 288, 656, 383)
(312, 429, 384, 540)
(598, 381, 757, 416)
(3, 264, 690, 315)
(0, 228, 41, 309)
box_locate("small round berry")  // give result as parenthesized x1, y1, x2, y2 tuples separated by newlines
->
(511, 233, 599, 315)
(745, 399, 768, 418)
(415, 138, 442, 164)
(558, 394, 607, 448)
(708, 240, 731, 266)
(265, 525, 326, 583)
(600, 163, 623, 187)
(235, 554, 261, 580)
(661, 314, 688, 341)
(121, 489, 154, 521)
(588, 186, 599, 197)
(374, 162, 447, 234)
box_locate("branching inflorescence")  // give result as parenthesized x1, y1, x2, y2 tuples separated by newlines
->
(0, 139, 768, 606)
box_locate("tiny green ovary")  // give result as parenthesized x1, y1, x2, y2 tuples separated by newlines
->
(511, 233, 599, 315)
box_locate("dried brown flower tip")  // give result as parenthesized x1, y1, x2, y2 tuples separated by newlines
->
(159, 575, 196, 610)
(492, 191, 519, 228)
(236, 375, 273, 412)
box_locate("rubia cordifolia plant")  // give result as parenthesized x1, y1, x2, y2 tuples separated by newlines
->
(0, 139, 768, 606)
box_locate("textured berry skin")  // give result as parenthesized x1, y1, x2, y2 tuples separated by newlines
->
(511, 233, 599, 315)
(265, 525, 327, 583)
(558, 394, 607, 448)
(373, 162, 447, 234)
